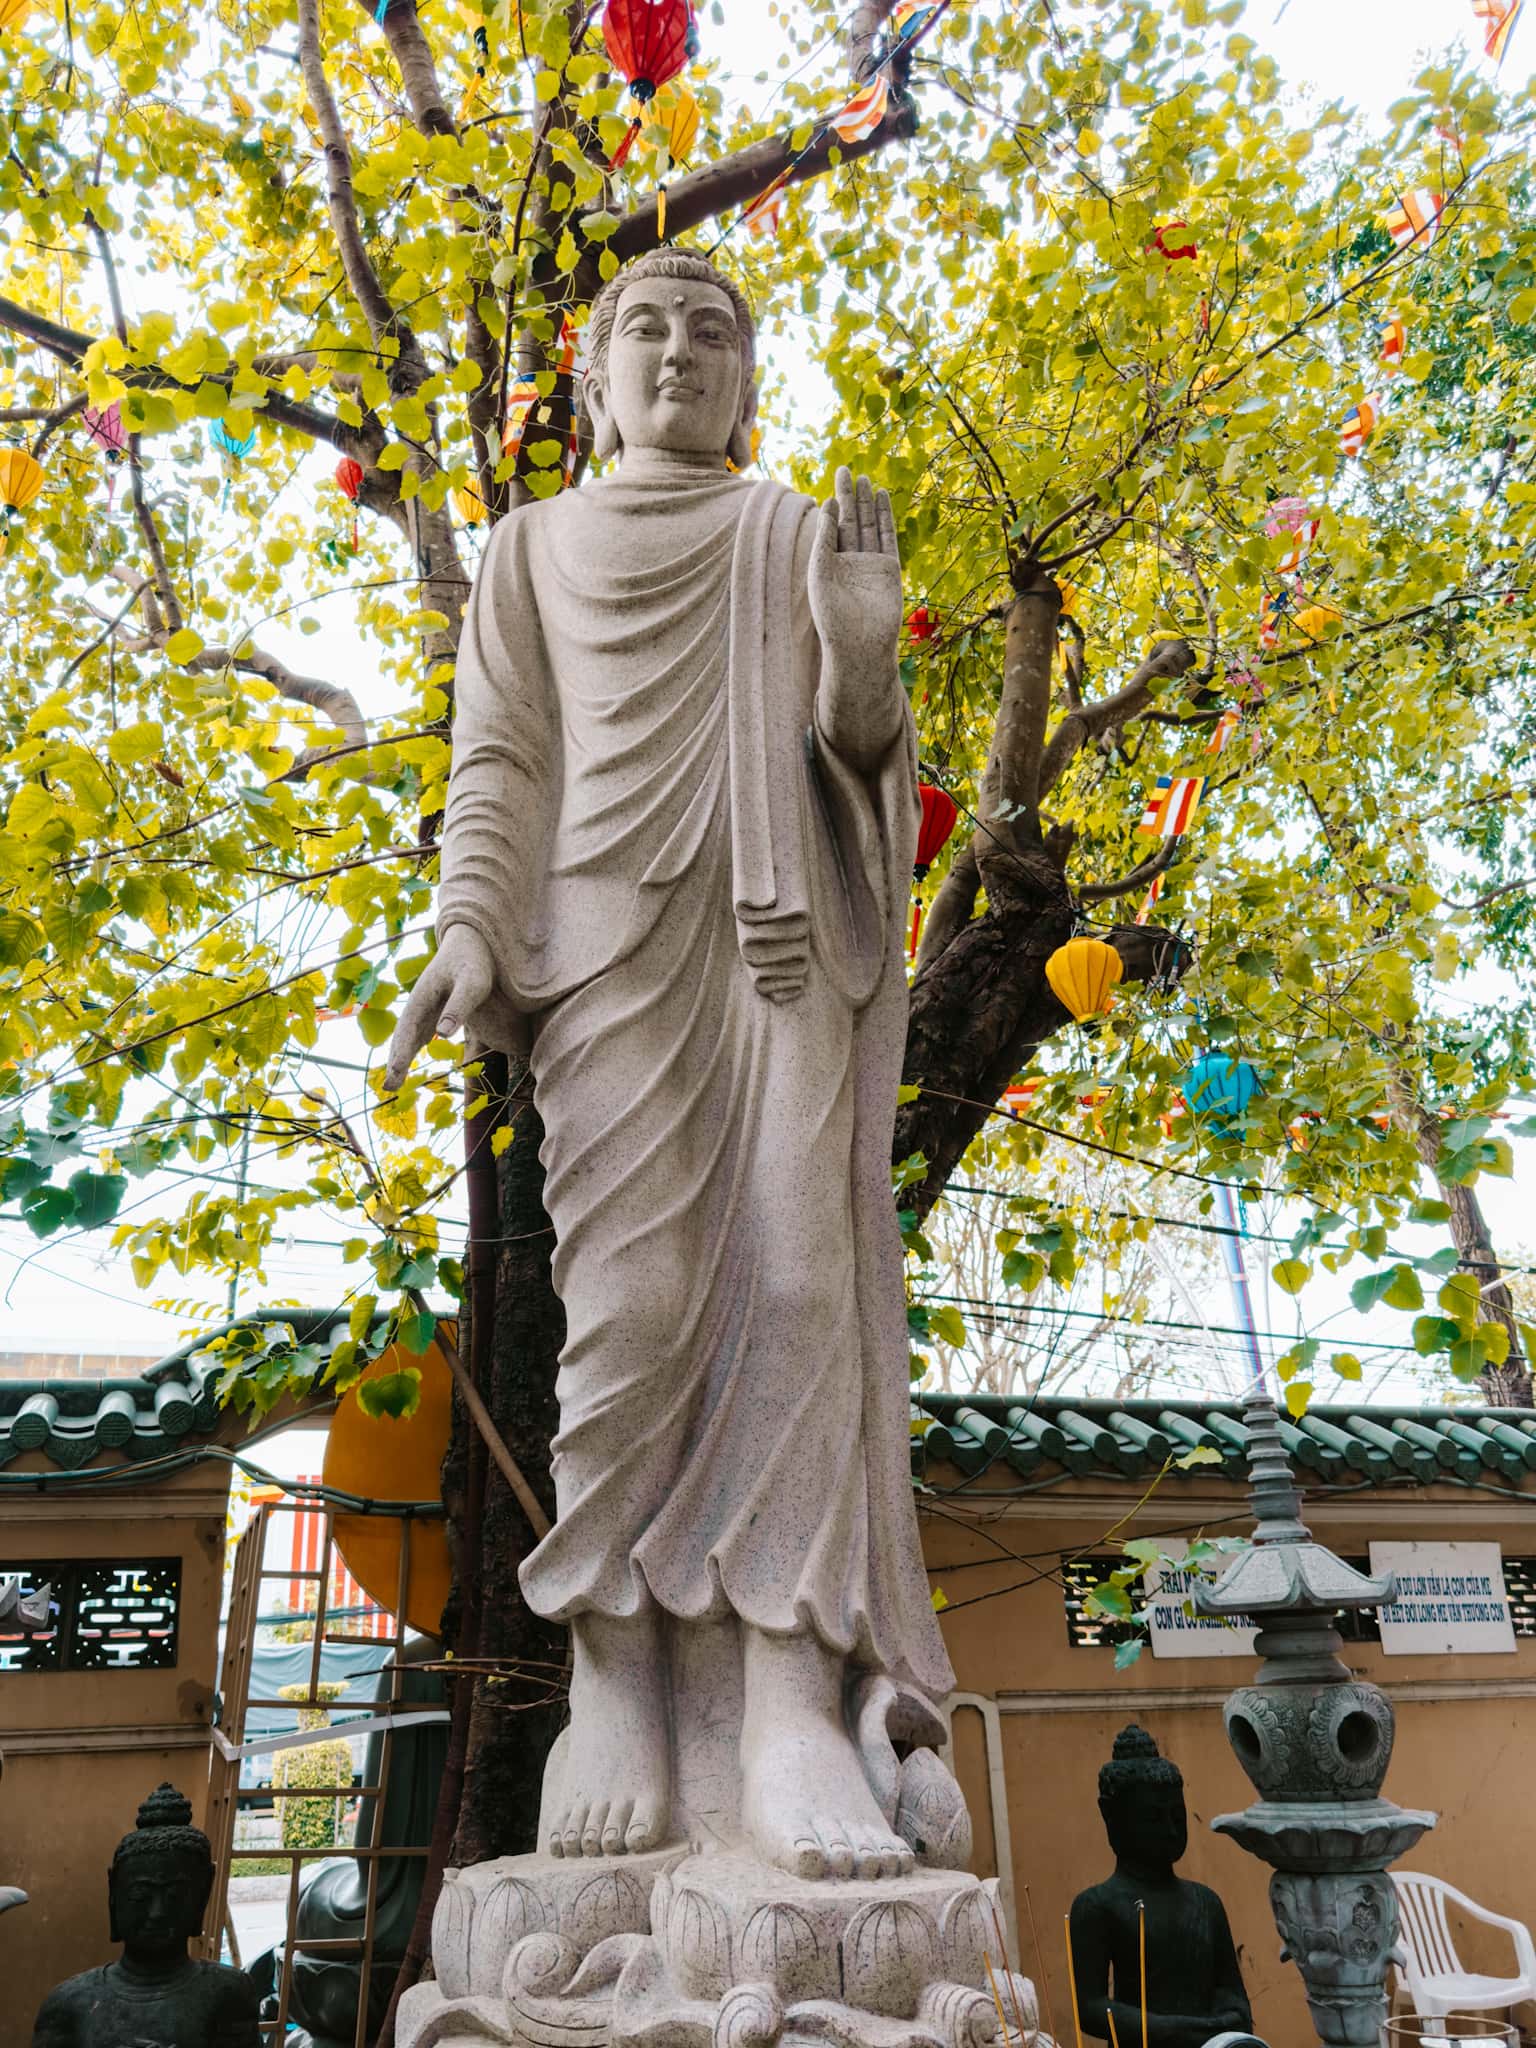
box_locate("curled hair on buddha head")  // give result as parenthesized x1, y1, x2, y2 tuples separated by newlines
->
(1098, 1724, 1183, 1804)
(579, 248, 758, 468)
(112, 1783, 213, 1870)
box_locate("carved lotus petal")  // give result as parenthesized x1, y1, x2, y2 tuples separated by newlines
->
(842, 1898, 940, 2018)
(562, 1867, 650, 1951)
(895, 1750, 973, 1872)
(431, 1874, 474, 2001)
(665, 1883, 733, 2000)
(712, 1980, 785, 2048)
(470, 1874, 549, 1996)
(939, 1886, 993, 1989)
(739, 1901, 831, 2003)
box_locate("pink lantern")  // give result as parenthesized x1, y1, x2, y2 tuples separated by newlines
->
(82, 402, 128, 511)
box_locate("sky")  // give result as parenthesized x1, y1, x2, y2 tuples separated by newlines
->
(3, 0, 1531, 1403)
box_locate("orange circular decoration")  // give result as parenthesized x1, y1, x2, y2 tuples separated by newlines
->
(321, 1327, 456, 1637)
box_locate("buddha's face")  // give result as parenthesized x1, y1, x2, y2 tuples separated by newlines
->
(596, 278, 748, 459)
(1101, 1782, 1188, 1871)
(108, 1849, 211, 1969)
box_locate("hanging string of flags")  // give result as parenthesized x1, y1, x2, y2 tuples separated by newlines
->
(728, 0, 954, 244)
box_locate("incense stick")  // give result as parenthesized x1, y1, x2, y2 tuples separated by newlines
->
(1063, 1912, 1086, 2048)
(1138, 1900, 1148, 2048)
(989, 1894, 1032, 2048)
(983, 1950, 1017, 2048)
(1020, 1885, 1059, 2048)
(1107, 2011, 1123, 2048)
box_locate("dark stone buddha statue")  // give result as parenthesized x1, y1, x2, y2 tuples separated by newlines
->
(1068, 1725, 1261, 2048)
(32, 1782, 260, 2047)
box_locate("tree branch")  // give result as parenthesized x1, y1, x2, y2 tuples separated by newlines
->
(1077, 837, 1182, 904)
(298, 0, 427, 386)
(979, 576, 1057, 843)
(1036, 636, 1195, 799)
(0, 291, 355, 452)
(603, 102, 918, 270)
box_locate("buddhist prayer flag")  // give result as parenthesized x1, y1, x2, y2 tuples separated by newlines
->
(890, 0, 938, 40)
(1001, 1076, 1041, 1114)
(1134, 873, 1166, 925)
(1258, 591, 1285, 649)
(1339, 393, 1382, 457)
(1205, 708, 1240, 756)
(1474, 0, 1524, 59)
(1136, 774, 1205, 838)
(1380, 316, 1407, 370)
(1384, 189, 1443, 250)
(831, 72, 889, 144)
(742, 183, 787, 237)
(1275, 518, 1320, 575)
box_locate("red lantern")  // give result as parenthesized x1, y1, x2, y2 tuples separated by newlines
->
(603, 0, 696, 167)
(906, 604, 938, 644)
(335, 455, 364, 551)
(915, 782, 959, 878)
(910, 781, 960, 962)
(1150, 221, 1198, 261)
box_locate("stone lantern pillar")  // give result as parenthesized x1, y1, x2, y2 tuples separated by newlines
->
(1197, 1392, 1437, 2047)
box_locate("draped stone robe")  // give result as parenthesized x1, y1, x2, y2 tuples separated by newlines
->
(439, 461, 953, 1705)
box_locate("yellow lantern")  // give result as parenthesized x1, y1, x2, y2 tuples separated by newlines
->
(0, 447, 44, 515)
(644, 81, 700, 166)
(1294, 599, 1342, 640)
(453, 481, 487, 527)
(1045, 934, 1123, 1023)
(0, 0, 33, 31)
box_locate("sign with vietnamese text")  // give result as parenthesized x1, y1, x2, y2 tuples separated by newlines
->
(1369, 1541, 1516, 1656)
(1146, 1566, 1258, 1660)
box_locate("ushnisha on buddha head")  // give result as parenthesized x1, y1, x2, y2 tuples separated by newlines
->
(1098, 1724, 1189, 1871)
(579, 249, 758, 470)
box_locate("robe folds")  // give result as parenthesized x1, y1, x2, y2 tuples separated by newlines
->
(439, 463, 953, 1703)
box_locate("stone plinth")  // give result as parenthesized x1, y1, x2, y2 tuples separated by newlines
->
(398, 1849, 1043, 2048)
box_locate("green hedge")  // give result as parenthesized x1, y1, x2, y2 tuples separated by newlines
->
(273, 1683, 355, 1852)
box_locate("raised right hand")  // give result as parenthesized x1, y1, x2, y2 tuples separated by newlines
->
(384, 924, 495, 1092)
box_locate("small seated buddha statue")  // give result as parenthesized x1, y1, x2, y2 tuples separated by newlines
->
(1069, 1725, 1263, 2048)
(32, 1782, 260, 2047)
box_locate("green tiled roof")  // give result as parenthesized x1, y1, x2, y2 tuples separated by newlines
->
(0, 1308, 351, 1470)
(913, 1391, 1536, 1490)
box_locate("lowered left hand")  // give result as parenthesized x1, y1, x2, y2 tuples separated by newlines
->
(807, 466, 903, 681)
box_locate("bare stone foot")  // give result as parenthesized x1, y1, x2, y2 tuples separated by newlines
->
(740, 1627, 915, 1882)
(548, 1606, 672, 1858)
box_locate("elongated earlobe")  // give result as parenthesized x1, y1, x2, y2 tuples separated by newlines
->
(728, 376, 759, 470)
(586, 381, 620, 461)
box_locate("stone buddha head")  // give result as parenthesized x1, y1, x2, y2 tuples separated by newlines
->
(1098, 1724, 1188, 1874)
(580, 248, 759, 470)
(106, 1783, 215, 1972)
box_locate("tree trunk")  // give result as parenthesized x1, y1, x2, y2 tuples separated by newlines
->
(1413, 1123, 1532, 1406)
(447, 1061, 569, 1864)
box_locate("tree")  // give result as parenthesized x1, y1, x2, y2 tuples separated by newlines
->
(2, 0, 1535, 2020)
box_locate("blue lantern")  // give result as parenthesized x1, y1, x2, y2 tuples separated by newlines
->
(209, 420, 256, 461)
(1181, 1052, 1261, 1130)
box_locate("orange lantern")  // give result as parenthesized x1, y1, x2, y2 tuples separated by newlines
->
(321, 1328, 455, 1636)
(1045, 934, 1123, 1023)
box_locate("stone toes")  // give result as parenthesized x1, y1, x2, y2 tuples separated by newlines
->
(582, 1801, 609, 1857)
(561, 1802, 589, 1857)
(824, 1837, 856, 1880)
(791, 1836, 827, 1881)
(626, 1800, 664, 1854)
(603, 1798, 634, 1854)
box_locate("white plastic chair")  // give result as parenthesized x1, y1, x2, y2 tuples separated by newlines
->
(1392, 1871, 1536, 2025)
